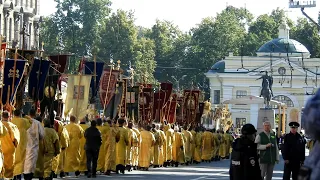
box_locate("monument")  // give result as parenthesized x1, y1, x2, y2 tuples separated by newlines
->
(256, 71, 276, 133)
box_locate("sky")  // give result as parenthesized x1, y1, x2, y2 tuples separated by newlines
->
(39, 0, 320, 31)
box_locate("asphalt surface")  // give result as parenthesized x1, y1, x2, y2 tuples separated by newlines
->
(57, 150, 309, 180)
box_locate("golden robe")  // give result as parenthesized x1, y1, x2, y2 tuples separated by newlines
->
(52, 121, 69, 174)
(178, 133, 186, 164)
(131, 128, 140, 167)
(193, 132, 202, 162)
(12, 117, 31, 176)
(0, 121, 8, 176)
(172, 132, 183, 162)
(104, 125, 119, 172)
(43, 128, 60, 178)
(159, 130, 166, 165)
(1, 121, 20, 178)
(219, 134, 226, 158)
(190, 130, 196, 161)
(153, 130, 163, 166)
(182, 130, 193, 163)
(213, 133, 221, 158)
(64, 122, 84, 172)
(201, 131, 214, 161)
(224, 133, 234, 157)
(126, 128, 138, 166)
(78, 123, 89, 172)
(97, 124, 109, 171)
(138, 130, 155, 168)
(165, 126, 174, 161)
(116, 126, 129, 166)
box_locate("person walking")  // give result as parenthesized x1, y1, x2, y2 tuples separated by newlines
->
(84, 120, 102, 178)
(229, 123, 262, 180)
(255, 121, 279, 180)
(282, 121, 306, 180)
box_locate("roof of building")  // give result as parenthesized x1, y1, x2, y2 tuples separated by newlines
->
(257, 38, 309, 54)
(209, 60, 225, 73)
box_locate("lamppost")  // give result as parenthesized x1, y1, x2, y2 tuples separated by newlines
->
(171, 75, 187, 95)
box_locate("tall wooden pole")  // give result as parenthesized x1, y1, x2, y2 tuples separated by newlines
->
(278, 104, 281, 138)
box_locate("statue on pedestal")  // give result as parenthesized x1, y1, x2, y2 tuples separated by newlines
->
(256, 71, 273, 106)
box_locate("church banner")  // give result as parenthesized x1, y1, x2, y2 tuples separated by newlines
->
(104, 81, 123, 119)
(183, 90, 200, 124)
(176, 96, 184, 125)
(160, 82, 173, 106)
(153, 92, 165, 122)
(83, 61, 105, 99)
(166, 94, 178, 124)
(49, 55, 69, 92)
(99, 69, 119, 107)
(126, 86, 140, 122)
(139, 87, 153, 123)
(28, 59, 51, 101)
(64, 75, 92, 121)
(119, 79, 127, 118)
(1, 59, 26, 107)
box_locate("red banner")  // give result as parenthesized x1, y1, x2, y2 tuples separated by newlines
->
(176, 96, 184, 125)
(139, 87, 153, 123)
(138, 83, 152, 88)
(165, 94, 178, 124)
(153, 92, 165, 121)
(99, 69, 119, 107)
(183, 90, 200, 124)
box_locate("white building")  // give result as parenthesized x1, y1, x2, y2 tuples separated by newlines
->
(0, 0, 42, 49)
(205, 19, 318, 130)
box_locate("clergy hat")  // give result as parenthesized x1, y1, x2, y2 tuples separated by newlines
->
(289, 121, 300, 128)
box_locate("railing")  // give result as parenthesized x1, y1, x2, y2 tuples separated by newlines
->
(289, 0, 317, 8)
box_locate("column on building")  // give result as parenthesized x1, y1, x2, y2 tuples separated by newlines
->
(0, 3, 3, 36)
(13, 6, 23, 48)
(249, 86, 260, 127)
(3, 1, 14, 44)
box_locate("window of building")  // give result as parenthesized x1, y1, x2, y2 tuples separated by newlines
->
(236, 90, 247, 98)
(272, 95, 294, 109)
(236, 118, 246, 128)
(213, 90, 220, 104)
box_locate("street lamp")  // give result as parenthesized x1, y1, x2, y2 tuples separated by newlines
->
(171, 75, 187, 94)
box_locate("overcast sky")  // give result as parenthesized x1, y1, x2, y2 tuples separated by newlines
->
(39, 0, 320, 31)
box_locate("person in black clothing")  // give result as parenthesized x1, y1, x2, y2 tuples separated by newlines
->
(282, 121, 306, 180)
(229, 123, 262, 180)
(84, 120, 102, 178)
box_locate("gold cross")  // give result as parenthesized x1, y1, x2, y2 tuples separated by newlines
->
(8, 69, 20, 78)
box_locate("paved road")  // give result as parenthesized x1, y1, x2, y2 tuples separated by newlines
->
(61, 150, 309, 180)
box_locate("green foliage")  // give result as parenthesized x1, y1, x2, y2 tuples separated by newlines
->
(40, 3, 320, 95)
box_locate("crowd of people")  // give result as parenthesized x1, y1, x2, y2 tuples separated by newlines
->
(0, 108, 237, 180)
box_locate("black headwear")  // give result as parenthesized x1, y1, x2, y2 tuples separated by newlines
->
(241, 123, 257, 135)
(289, 121, 300, 128)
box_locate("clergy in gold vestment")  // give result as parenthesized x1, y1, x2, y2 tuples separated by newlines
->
(190, 128, 197, 162)
(213, 130, 221, 160)
(64, 116, 84, 176)
(159, 126, 167, 166)
(78, 118, 89, 173)
(172, 126, 183, 167)
(43, 119, 60, 179)
(115, 119, 129, 174)
(138, 126, 155, 169)
(193, 128, 202, 163)
(131, 126, 140, 169)
(52, 118, 69, 178)
(153, 125, 163, 167)
(34, 117, 45, 179)
(96, 118, 109, 172)
(164, 124, 174, 166)
(182, 126, 193, 164)
(224, 130, 234, 158)
(219, 131, 226, 159)
(178, 130, 186, 164)
(0, 120, 7, 176)
(126, 122, 138, 170)
(1, 111, 20, 179)
(104, 120, 119, 175)
(202, 129, 214, 161)
(12, 110, 32, 178)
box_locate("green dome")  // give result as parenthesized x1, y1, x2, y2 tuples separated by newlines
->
(257, 38, 309, 54)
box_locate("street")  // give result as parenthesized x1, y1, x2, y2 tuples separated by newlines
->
(59, 156, 291, 180)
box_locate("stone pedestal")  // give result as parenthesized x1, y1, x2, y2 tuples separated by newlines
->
(257, 108, 276, 134)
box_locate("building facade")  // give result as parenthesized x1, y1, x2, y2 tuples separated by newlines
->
(0, 0, 41, 49)
(205, 19, 319, 130)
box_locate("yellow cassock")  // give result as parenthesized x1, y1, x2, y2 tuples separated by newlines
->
(138, 130, 155, 168)
(78, 123, 89, 172)
(172, 132, 183, 162)
(12, 117, 32, 176)
(35, 122, 45, 178)
(153, 130, 163, 166)
(213, 133, 220, 158)
(178, 133, 186, 164)
(1, 121, 20, 178)
(126, 128, 138, 166)
(182, 130, 193, 163)
(104, 125, 119, 172)
(193, 131, 202, 162)
(159, 130, 166, 165)
(224, 133, 234, 157)
(201, 131, 213, 161)
(164, 125, 174, 161)
(190, 130, 196, 161)
(0, 121, 8, 176)
(131, 128, 140, 167)
(43, 128, 60, 178)
(116, 126, 129, 166)
(219, 133, 226, 158)
(52, 121, 69, 174)
(97, 124, 109, 171)
(64, 122, 84, 172)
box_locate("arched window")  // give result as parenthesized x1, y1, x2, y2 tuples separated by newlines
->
(272, 95, 294, 109)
